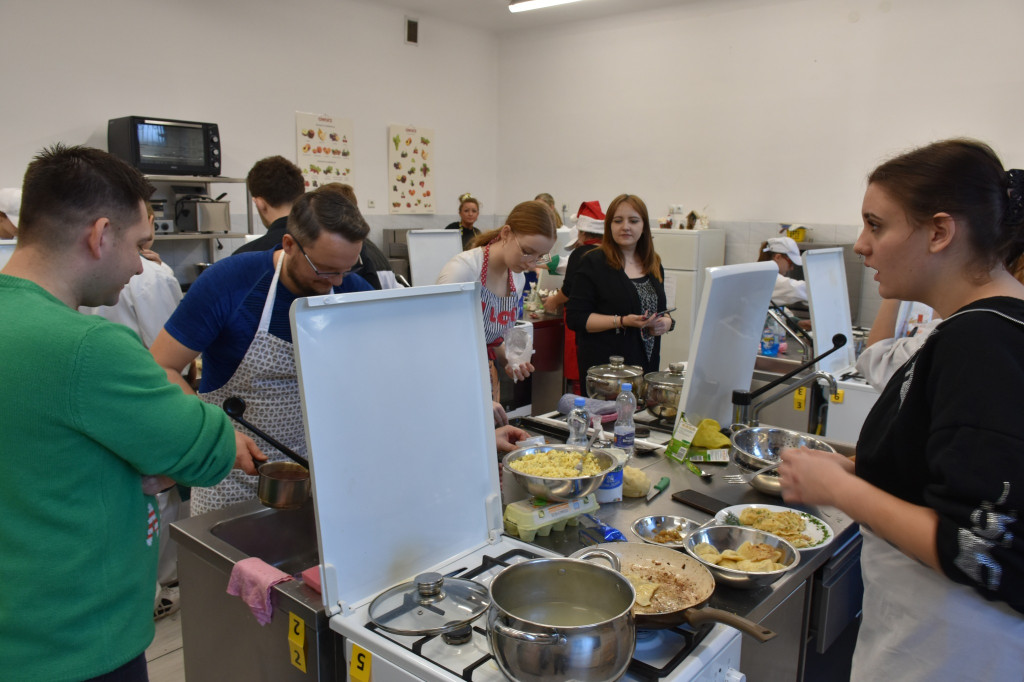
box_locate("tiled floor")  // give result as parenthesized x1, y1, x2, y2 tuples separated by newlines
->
(147, 613, 185, 682)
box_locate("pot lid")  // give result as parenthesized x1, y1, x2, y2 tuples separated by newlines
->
(587, 355, 644, 380)
(645, 362, 686, 387)
(368, 572, 490, 636)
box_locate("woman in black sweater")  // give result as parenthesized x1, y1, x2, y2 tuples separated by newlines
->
(566, 194, 674, 381)
(779, 139, 1024, 680)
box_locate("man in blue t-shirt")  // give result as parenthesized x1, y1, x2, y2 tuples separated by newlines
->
(151, 185, 373, 513)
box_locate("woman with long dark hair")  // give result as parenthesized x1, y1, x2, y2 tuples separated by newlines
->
(779, 139, 1024, 680)
(567, 193, 674, 381)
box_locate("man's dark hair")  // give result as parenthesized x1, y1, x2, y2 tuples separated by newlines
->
(18, 143, 152, 247)
(246, 156, 305, 208)
(288, 185, 369, 244)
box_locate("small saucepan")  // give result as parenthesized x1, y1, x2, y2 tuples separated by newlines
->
(222, 397, 310, 509)
(571, 542, 776, 642)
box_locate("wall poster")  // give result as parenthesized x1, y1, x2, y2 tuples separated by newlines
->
(388, 124, 434, 214)
(295, 112, 354, 190)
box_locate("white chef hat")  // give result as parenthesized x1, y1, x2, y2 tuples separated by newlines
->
(763, 236, 801, 264)
(0, 188, 21, 227)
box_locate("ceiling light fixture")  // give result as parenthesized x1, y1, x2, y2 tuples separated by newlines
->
(509, 0, 590, 13)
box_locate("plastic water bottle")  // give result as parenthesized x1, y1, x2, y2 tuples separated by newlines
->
(614, 383, 636, 461)
(760, 316, 783, 357)
(566, 396, 590, 447)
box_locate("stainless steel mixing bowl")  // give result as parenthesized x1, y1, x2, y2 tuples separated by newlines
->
(502, 446, 617, 502)
(684, 524, 800, 590)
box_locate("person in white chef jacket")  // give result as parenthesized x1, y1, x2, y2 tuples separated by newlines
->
(758, 236, 808, 305)
(80, 200, 187, 620)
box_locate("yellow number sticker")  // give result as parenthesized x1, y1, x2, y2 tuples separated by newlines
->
(288, 612, 306, 672)
(793, 387, 807, 411)
(350, 644, 372, 682)
(288, 612, 305, 645)
(289, 638, 307, 673)
(830, 389, 845, 404)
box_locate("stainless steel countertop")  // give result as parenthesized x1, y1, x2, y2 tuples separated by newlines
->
(523, 418, 859, 625)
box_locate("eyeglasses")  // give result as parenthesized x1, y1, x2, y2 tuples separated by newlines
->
(512, 232, 551, 265)
(293, 237, 360, 279)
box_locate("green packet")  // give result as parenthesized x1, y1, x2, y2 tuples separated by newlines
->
(664, 416, 697, 463)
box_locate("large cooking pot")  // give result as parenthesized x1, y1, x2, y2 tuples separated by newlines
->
(223, 397, 311, 509)
(586, 356, 644, 402)
(571, 542, 775, 642)
(488, 548, 635, 682)
(643, 362, 685, 420)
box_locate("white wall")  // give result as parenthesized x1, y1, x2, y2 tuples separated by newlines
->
(496, 0, 1024, 224)
(0, 0, 501, 270)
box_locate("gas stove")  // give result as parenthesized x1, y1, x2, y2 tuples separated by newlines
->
(289, 286, 743, 682)
(333, 539, 742, 682)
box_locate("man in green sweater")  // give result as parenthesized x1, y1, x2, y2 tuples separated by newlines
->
(0, 144, 265, 681)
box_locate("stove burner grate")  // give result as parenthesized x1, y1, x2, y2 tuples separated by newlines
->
(362, 547, 714, 681)
(627, 623, 715, 681)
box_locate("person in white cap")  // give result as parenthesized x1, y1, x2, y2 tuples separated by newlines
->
(759, 236, 808, 305)
(0, 188, 20, 239)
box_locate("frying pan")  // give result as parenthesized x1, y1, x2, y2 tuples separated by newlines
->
(571, 542, 775, 642)
(222, 397, 310, 509)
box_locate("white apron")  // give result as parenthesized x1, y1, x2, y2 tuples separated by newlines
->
(851, 529, 1024, 681)
(190, 254, 311, 516)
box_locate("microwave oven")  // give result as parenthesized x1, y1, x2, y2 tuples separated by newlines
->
(108, 116, 221, 176)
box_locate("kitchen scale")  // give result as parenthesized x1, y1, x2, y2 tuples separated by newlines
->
(502, 494, 598, 542)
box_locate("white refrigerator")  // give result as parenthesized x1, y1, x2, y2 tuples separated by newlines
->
(650, 229, 725, 367)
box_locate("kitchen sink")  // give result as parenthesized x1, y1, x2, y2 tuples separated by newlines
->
(171, 500, 340, 681)
(209, 502, 319, 575)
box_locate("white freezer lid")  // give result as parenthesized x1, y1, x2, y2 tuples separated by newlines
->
(803, 248, 856, 375)
(677, 262, 777, 426)
(290, 283, 502, 616)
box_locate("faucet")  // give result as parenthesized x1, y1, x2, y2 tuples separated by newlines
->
(766, 307, 809, 361)
(746, 370, 838, 427)
(733, 333, 847, 429)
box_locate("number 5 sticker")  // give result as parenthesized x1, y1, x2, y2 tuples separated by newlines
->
(350, 644, 372, 682)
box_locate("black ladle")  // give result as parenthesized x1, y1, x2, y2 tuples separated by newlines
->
(222, 397, 309, 469)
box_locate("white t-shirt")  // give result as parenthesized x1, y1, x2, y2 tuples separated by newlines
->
(855, 319, 939, 391)
(436, 247, 526, 293)
(81, 258, 183, 348)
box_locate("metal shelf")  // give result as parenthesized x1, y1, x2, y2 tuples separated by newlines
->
(145, 175, 254, 263)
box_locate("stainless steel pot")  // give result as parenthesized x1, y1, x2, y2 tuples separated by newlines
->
(256, 462, 310, 510)
(643, 362, 685, 420)
(586, 355, 644, 401)
(488, 548, 635, 682)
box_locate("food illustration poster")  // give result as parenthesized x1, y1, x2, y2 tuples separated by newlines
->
(295, 112, 354, 189)
(388, 124, 434, 214)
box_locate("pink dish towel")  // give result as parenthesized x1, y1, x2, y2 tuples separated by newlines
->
(227, 557, 295, 625)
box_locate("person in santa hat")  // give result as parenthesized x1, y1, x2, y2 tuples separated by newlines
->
(543, 201, 606, 393)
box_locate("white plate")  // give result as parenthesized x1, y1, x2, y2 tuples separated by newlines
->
(714, 504, 835, 551)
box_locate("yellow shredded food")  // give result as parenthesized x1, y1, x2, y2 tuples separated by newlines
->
(694, 541, 787, 572)
(738, 507, 812, 548)
(508, 449, 605, 477)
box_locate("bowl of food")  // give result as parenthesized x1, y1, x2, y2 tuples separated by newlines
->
(630, 515, 700, 547)
(730, 426, 835, 472)
(502, 445, 617, 502)
(683, 524, 800, 590)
